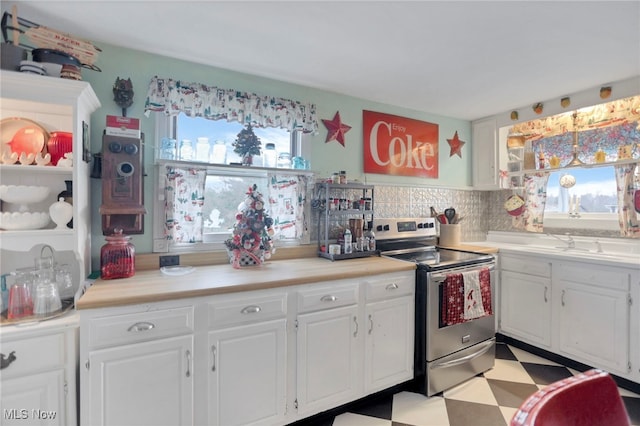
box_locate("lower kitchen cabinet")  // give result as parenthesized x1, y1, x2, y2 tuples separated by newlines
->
(79, 270, 416, 425)
(80, 304, 195, 426)
(499, 254, 552, 348)
(0, 313, 78, 426)
(296, 304, 360, 416)
(363, 273, 415, 393)
(205, 287, 287, 426)
(294, 280, 361, 417)
(86, 335, 194, 426)
(499, 250, 639, 384)
(555, 262, 631, 376)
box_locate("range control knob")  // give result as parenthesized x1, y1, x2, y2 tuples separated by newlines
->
(376, 225, 383, 231)
(417, 223, 424, 228)
(383, 224, 390, 231)
(427, 222, 435, 228)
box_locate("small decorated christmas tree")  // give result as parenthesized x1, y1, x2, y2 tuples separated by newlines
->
(224, 184, 275, 268)
(232, 123, 262, 165)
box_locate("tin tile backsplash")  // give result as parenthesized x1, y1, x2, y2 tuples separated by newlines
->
(312, 184, 622, 244)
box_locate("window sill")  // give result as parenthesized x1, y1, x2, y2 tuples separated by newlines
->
(543, 213, 619, 231)
(156, 159, 313, 176)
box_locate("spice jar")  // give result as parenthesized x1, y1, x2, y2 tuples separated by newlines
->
(100, 228, 135, 279)
(339, 170, 347, 184)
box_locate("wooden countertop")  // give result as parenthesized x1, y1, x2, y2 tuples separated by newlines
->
(77, 257, 416, 310)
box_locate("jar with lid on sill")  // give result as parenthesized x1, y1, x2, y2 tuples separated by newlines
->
(100, 228, 135, 279)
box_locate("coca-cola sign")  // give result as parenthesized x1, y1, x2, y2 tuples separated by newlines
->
(363, 110, 438, 178)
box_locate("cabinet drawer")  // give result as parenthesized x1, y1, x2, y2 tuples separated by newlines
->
(0, 332, 65, 377)
(297, 280, 359, 313)
(501, 254, 551, 277)
(88, 306, 194, 349)
(556, 263, 630, 291)
(208, 291, 287, 329)
(364, 273, 414, 302)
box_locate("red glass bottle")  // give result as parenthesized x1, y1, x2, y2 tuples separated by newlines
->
(100, 228, 135, 279)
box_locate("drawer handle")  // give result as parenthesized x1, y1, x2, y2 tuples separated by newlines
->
(240, 305, 262, 314)
(185, 350, 191, 378)
(127, 322, 156, 332)
(386, 283, 399, 290)
(321, 295, 337, 302)
(0, 351, 17, 370)
(211, 345, 217, 372)
(353, 316, 358, 337)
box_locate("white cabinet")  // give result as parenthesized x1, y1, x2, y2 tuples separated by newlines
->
(87, 335, 193, 426)
(555, 262, 631, 376)
(80, 303, 195, 426)
(205, 290, 287, 426)
(499, 254, 552, 348)
(363, 273, 414, 393)
(472, 117, 499, 189)
(0, 313, 78, 426)
(295, 280, 361, 417)
(0, 71, 100, 283)
(498, 250, 639, 384)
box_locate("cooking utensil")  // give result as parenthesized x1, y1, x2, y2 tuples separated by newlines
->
(437, 213, 448, 224)
(430, 206, 438, 217)
(11, 5, 18, 46)
(31, 48, 101, 72)
(444, 208, 456, 224)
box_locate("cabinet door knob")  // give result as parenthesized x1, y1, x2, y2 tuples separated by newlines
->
(211, 345, 217, 372)
(0, 351, 17, 370)
(544, 286, 548, 303)
(368, 314, 374, 335)
(127, 322, 155, 332)
(185, 350, 191, 378)
(353, 316, 359, 337)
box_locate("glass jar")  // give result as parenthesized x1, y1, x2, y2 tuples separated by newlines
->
(159, 137, 177, 160)
(331, 172, 340, 184)
(263, 143, 277, 168)
(339, 170, 347, 184)
(210, 140, 227, 164)
(277, 152, 291, 168)
(195, 137, 211, 162)
(100, 228, 135, 279)
(179, 139, 193, 161)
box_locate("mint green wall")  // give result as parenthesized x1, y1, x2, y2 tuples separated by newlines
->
(82, 42, 471, 268)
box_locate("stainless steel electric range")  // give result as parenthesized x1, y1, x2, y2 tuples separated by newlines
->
(372, 217, 496, 396)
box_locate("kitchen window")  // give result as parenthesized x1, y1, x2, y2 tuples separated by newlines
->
(543, 166, 620, 231)
(153, 114, 312, 253)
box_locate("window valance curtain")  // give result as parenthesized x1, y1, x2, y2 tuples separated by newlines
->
(144, 76, 319, 134)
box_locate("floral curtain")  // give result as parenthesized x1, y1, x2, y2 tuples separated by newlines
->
(614, 163, 640, 237)
(144, 76, 319, 134)
(267, 174, 310, 242)
(513, 172, 550, 233)
(163, 166, 207, 243)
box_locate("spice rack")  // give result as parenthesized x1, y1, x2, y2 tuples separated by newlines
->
(315, 182, 376, 261)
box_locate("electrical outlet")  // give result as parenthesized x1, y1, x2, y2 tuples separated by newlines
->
(159, 255, 179, 268)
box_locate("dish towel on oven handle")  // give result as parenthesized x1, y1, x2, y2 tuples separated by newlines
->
(441, 267, 492, 326)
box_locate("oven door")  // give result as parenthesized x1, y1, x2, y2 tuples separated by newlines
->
(424, 262, 496, 361)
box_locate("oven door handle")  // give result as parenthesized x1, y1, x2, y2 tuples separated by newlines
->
(429, 339, 494, 370)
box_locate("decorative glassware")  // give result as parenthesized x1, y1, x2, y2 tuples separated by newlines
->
(49, 197, 73, 229)
(100, 228, 135, 279)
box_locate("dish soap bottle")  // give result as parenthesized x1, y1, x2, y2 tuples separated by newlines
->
(343, 228, 353, 254)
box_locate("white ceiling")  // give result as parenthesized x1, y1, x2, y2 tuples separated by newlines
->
(4, 1, 640, 121)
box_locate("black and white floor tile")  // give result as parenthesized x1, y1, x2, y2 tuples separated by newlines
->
(304, 343, 640, 426)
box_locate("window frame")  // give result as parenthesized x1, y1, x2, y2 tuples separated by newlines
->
(152, 114, 312, 253)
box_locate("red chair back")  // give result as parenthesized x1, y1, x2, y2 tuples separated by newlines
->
(510, 369, 630, 426)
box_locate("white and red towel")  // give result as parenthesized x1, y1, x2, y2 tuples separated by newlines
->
(441, 267, 492, 326)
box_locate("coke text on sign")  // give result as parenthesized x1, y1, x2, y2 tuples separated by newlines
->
(363, 111, 438, 178)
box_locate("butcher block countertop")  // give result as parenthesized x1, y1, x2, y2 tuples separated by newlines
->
(77, 256, 416, 310)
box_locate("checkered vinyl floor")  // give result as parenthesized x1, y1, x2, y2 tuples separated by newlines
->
(299, 342, 640, 426)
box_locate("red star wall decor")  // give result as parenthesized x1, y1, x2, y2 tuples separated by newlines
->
(322, 111, 351, 146)
(447, 131, 466, 158)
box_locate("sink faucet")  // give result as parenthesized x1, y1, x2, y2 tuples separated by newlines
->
(594, 240, 603, 253)
(548, 233, 576, 249)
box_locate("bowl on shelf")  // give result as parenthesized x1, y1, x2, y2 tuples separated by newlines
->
(0, 211, 50, 230)
(0, 185, 50, 212)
